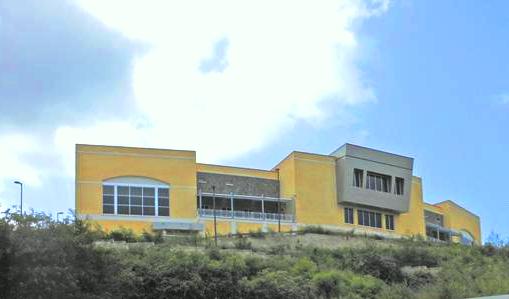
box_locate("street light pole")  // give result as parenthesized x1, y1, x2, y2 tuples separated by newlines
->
(13, 181, 23, 215)
(278, 197, 281, 233)
(57, 212, 64, 223)
(212, 185, 217, 246)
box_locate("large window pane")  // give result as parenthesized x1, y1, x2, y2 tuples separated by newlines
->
(158, 198, 169, 207)
(158, 207, 169, 216)
(143, 207, 155, 216)
(130, 187, 142, 196)
(158, 188, 169, 198)
(143, 187, 155, 197)
(118, 205, 129, 215)
(103, 195, 114, 205)
(130, 206, 142, 215)
(118, 186, 129, 196)
(130, 196, 142, 206)
(118, 196, 129, 205)
(143, 197, 155, 206)
(103, 204, 114, 214)
(103, 185, 114, 195)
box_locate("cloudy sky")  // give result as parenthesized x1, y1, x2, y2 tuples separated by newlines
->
(0, 0, 508, 241)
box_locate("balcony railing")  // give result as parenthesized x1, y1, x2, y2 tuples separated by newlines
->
(198, 208, 294, 222)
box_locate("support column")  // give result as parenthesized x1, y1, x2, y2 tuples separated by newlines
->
(261, 199, 265, 220)
(198, 189, 202, 216)
(230, 193, 234, 218)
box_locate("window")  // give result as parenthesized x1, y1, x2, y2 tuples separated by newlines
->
(353, 169, 363, 188)
(344, 207, 354, 224)
(395, 177, 404, 195)
(158, 188, 170, 216)
(102, 184, 169, 216)
(357, 209, 382, 228)
(385, 215, 395, 230)
(103, 185, 115, 214)
(366, 172, 391, 193)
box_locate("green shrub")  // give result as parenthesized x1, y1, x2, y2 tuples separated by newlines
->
(312, 270, 384, 299)
(107, 227, 139, 242)
(141, 230, 164, 243)
(241, 270, 315, 299)
(357, 253, 403, 283)
(300, 225, 336, 235)
(248, 228, 266, 239)
(235, 236, 253, 250)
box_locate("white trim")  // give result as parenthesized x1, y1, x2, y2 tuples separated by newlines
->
(79, 214, 194, 223)
(200, 192, 293, 202)
(79, 180, 195, 190)
(105, 176, 168, 186)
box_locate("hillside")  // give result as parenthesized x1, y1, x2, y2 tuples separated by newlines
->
(1, 212, 508, 299)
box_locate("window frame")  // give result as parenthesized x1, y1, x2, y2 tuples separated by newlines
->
(353, 169, 364, 188)
(366, 171, 392, 193)
(102, 182, 170, 217)
(395, 177, 404, 195)
(344, 207, 354, 224)
(385, 214, 395, 230)
(357, 209, 382, 228)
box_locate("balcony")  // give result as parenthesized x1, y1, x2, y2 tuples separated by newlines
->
(198, 208, 294, 222)
(197, 192, 295, 223)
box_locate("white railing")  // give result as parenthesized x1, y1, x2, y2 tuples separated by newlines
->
(198, 209, 294, 222)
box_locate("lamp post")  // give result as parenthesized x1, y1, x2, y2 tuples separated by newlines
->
(57, 212, 64, 223)
(278, 197, 281, 233)
(212, 185, 217, 246)
(13, 181, 23, 215)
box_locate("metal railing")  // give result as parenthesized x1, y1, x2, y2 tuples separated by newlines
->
(198, 209, 294, 222)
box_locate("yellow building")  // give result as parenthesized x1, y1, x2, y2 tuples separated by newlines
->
(75, 143, 481, 245)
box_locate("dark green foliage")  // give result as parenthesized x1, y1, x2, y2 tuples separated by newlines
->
(107, 227, 139, 242)
(1, 210, 509, 298)
(235, 236, 253, 250)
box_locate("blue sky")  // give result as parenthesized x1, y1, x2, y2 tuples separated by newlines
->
(232, 0, 509, 240)
(0, 0, 507, 241)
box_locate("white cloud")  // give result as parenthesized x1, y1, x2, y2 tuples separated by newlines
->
(0, 134, 43, 194)
(1, 0, 390, 210)
(60, 0, 387, 164)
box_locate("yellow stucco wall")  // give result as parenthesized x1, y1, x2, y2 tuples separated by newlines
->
(197, 163, 278, 180)
(88, 219, 153, 234)
(434, 200, 481, 245)
(273, 153, 296, 199)
(397, 176, 426, 237)
(76, 144, 198, 220)
(76, 144, 480, 243)
(291, 152, 340, 225)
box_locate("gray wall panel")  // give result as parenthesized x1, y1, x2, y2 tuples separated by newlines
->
(197, 172, 279, 197)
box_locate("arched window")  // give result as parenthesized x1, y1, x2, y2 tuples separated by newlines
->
(102, 177, 170, 217)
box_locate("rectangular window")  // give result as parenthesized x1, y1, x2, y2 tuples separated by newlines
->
(366, 172, 391, 193)
(357, 209, 382, 228)
(102, 185, 115, 214)
(385, 215, 395, 230)
(395, 177, 404, 195)
(344, 207, 354, 224)
(102, 185, 169, 217)
(158, 188, 170, 216)
(353, 169, 363, 188)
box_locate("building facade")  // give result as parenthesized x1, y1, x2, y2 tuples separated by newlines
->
(75, 143, 481, 245)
